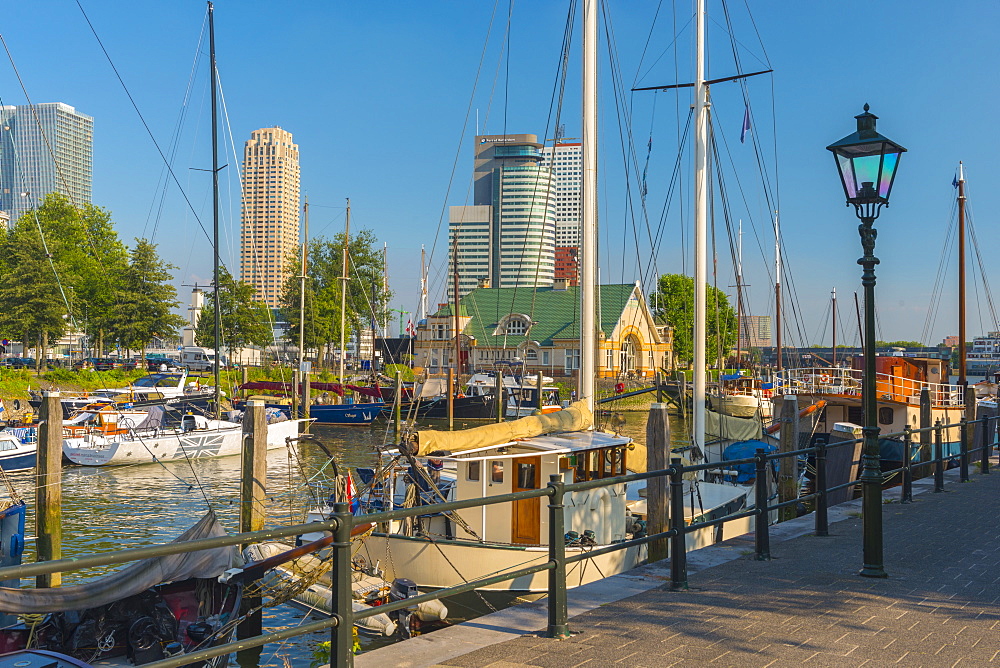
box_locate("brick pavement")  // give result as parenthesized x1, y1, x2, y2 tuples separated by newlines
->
(433, 471, 1000, 668)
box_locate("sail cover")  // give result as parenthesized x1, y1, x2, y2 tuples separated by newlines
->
(411, 401, 594, 456)
(0, 511, 234, 613)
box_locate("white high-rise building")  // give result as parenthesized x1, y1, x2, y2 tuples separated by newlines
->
(448, 134, 556, 299)
(540, 142, 582, 248)
(0, 103, 93, 225)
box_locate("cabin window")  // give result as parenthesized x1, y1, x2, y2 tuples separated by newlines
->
(467, 461, 480, 481)
(491, 461, 504, 483)
(517, 462, 537, 489)
(878, 407, 894, 425)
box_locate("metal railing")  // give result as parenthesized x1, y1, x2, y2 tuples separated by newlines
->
(779, 367, 965, 407)
(0, 414, 994, 667)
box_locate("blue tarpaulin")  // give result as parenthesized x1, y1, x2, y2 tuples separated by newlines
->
(722, 439, 778, 483)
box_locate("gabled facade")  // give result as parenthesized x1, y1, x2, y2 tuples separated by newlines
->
(414, 283, 672, 377)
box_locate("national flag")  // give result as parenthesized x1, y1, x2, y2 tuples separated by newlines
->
(405, 319, 416, 337)
(952, 174, 959, 188)
(740, 105, 751, 144)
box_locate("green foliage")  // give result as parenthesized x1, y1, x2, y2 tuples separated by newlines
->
(195, 267, 273, 356)
(876, 340, 924, 348)
(109, 239, 186, 352)
(279, 230, 390, 367)
(650, 273, 737, 366)
(384, 363, 414, 382)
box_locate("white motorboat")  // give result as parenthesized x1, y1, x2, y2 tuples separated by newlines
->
(62, 406, 305, 466)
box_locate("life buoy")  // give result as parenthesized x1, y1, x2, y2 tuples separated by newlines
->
(820, 374, 830, 384)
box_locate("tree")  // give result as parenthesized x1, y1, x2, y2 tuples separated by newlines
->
(111, 239, 187, 354)
(876, 340, 924, 348)
(279, 229, 390, 367)
(195, 267, 272, 360)
(650, 273, 737, 367)
(0, 193, 129, 364)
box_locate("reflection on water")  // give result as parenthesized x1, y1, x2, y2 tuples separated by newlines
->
(4, 409, 692, 666)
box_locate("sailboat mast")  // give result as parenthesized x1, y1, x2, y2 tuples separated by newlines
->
(339, 198, 351, 385)
(298, 197, 308, 375)
(735, 220, 743, 370)
(831, 287, 837, 366)
(957, 161, 967, 386)
(208, 1, 221, 419)
(382, 243, 389, 338)
(693, 0, 708, 453)
(452, 232, 462, 376)
(419, 245, 428, 323)
(580, 0, 597, 413)
(774, 212, 782, 376)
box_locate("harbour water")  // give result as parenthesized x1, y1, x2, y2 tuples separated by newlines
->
(0, 403, 691, 666)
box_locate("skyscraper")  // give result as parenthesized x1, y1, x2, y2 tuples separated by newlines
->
(239, 127, 300, 307)
(448, 134, 556, 298)
(540, 141, 582, 249)
(0, 103, 93, 225)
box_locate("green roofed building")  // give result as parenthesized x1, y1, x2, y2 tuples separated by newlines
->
(414, 281, 672, 377)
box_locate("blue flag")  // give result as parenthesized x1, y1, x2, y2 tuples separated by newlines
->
(952, 174, 959, 188)
(740, 105, 751, 143)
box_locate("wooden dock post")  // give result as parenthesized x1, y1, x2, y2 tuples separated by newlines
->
(393, 370, 402, 444)
(495, 372, 504, 423)
(778, 394, 799, 522)
(238, 399, 267, 642)
(919, 388, 932, 464)
(302, 371, 311, 421)
(36, 391, 62, 588)
(647, 403, 670, 562)
(291, 369, 300, 420)
(536, 369, 545, 410)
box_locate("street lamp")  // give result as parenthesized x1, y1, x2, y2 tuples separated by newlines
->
(827, 104, 906, 579)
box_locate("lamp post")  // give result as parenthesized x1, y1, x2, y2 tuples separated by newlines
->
(827, 104, 906, 579)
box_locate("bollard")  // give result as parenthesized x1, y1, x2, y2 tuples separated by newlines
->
(668, 458, 687, 590)
(934, 419, 944, 493)
(330, 502, 354, 668)
(546, 474, 569, 638)
(983, 416, 993, 475)
(754, 449, 771, 560)
(36, 391, 62, 588)
(959, 417, 970, 483)
(901, 425, 913, 503)
(814, 438, 829, 536)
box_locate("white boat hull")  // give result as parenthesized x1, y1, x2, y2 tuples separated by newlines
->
(63, 419, 304, 466)
(355, 534, 645, 592)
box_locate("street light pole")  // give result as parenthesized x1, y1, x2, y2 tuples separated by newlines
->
(827, 104, 906, 579)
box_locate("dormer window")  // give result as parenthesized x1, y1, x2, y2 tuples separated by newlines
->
(505, 318, 529, 336)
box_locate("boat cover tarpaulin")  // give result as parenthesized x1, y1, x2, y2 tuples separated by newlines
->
(0, 511, 234, 613)
(411, 401, 594, 456)
(706, 409, 762, 442)
(239, 381, 382, 399)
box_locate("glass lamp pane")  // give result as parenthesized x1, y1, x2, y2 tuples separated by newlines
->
(837, 154, 856, 198)
(878, 152, 900, 199)
(851, 154, 884, 194)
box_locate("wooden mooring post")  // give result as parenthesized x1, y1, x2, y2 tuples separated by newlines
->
(36, 391, 62, 588)
(919, 388, 932, 466)
(238, 399, 267, 641)
(291, 369, 300, 421)
(647, 403, 670, 562)
(778, 394, 799, 522)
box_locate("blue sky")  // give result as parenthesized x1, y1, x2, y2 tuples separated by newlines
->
(1, 1, 997, 345)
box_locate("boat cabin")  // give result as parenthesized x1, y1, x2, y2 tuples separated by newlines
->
(417, 431, 631, 546)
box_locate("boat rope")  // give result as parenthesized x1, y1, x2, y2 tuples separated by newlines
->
(403, 454, 481, 541)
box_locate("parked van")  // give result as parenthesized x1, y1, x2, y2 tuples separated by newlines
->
(180, 346, 228, 372)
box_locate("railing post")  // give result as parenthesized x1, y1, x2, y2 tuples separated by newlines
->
(959, 417, 970, 483)
(983, 415, 993, 475)
(754, 449, 771, 561)
(330, 502, 355, 667)
(814, 438, 829, 536)
(901, 425, 913, 503)
(934, 419, 944, 493)
(546, 474, 569, 638)
(668, 458, 687, 590)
